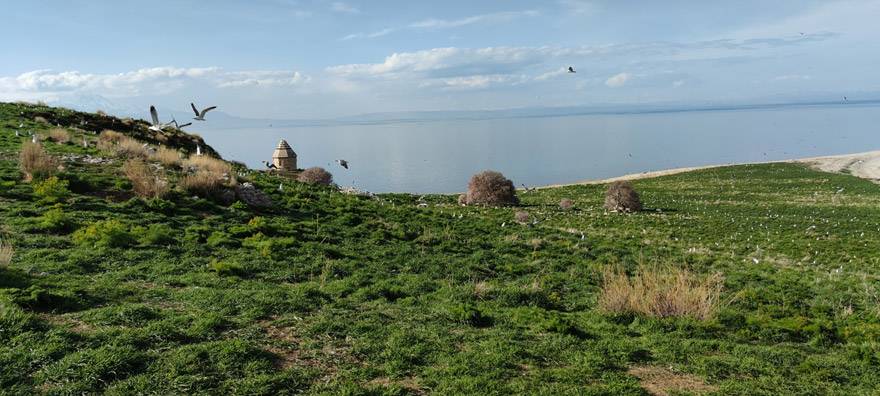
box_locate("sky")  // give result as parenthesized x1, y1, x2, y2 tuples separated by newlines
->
(1, 0, 879, 119)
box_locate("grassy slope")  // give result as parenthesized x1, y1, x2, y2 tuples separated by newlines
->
(1, 102, 879, 395)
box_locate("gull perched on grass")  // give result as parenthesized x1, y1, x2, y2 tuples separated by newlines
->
(196, 144, 202, 156)
(191, 103, 217, 121)
(149, 106, 172, 132)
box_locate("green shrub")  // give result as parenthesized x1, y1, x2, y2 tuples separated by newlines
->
(208, 259, 244, 277)
(33, 176, 70, 204)
(207, 231, 239, 248)
(38, 206, 75, 232)
(72, 220, 135, 249)
(133, 224, 175, 246)
(449, 303, 492, 327)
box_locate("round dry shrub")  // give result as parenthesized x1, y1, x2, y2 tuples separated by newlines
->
(559, 198, 574, 211)
(465, 170, 518, 206)
(514, 211, 530, 224)
(297, 167, 333, 185)
(457, 193, 467, 205)
(604, 181, 642, 212)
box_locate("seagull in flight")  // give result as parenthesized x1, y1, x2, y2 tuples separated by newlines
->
(262, 161, 277, 170)
(191, 103, 217, 121)
(169, 116, 192, 130)
(149, 106, 172, 132)
(336, 159, 349, 169)
(568, 66, 576, 73)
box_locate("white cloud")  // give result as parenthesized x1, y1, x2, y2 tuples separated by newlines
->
(340, 28, 395, 41)
(331, 2, 359, 14)
(0, 67, 309, 98)
(409, 10, 539, 29)
(605, 72, 630, 87)
(558, 0, 595, 15)
(421, 74, 528, 90)
(535, 67, 571, 81)
(341, 10, 538, 40)
(217, 71, 309, 87)
(772, 74, 811, 81)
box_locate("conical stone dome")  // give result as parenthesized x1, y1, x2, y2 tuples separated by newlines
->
(272, 139, 297, 171)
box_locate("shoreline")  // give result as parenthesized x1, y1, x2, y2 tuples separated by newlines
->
(539, 150, 880, 189)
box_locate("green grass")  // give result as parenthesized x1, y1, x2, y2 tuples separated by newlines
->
(1, 102, 879, 395)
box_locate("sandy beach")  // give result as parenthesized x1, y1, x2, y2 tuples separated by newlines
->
(542, 150, 880, 188)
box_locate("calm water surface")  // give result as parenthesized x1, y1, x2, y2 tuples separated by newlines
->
(198, 104, 880, 193)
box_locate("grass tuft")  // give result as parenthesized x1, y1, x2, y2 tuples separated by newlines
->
(47, 128, 71, 144)
(123, 159, 169, 199)
(19, 142, 57, 182)
(0, 238, 13, 267)
(150, 147, 182, 167)
(598, 265, 724, 320)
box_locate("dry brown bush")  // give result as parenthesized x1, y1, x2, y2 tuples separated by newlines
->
(297, 167, 333, 185)
(47, 128, 71, 144)
(183, 155, 231, 175)
(98, 129, 125, 145)
(178, 170, 227, 197)
(559, 198, 574, 211)
(465, 170, 518, 206)
(457, 193, 467, 205)
(514, 211, 530, 224)
(98, 130, 149, 158)
(19, 142, 57, 182)
(598, 265, 724, 320)
(151, 147, 182, 167)
(123, 159, 169, 199)
(33, 116, 48, 124)
(96, 109, 107, 116)
(0, 238, 13, 267)
(604, 181, 642, 212)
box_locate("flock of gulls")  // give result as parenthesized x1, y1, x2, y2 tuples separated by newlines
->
(148, 102, 351, 171)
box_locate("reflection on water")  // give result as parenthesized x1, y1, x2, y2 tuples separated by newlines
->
(197, 104, 880, 193)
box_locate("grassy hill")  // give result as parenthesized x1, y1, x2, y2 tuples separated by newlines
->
(1, 102, 879, 395)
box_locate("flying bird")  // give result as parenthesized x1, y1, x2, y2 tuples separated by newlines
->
(262, 161, 277, 170)
(568, 66, 576, 73)
(169, 116, 192, 129)
(336, 159, 349, 169)
(843, 96, 848, 102)
(191, 103, 217, 121)
(148, 106, 171, 132)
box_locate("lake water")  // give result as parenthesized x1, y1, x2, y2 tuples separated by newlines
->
(198, 104, 880, 193)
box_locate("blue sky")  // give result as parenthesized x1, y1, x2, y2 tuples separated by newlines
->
(1, 0, 878, 118)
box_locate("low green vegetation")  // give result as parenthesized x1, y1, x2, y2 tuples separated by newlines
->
(0, 102, 879, 394)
